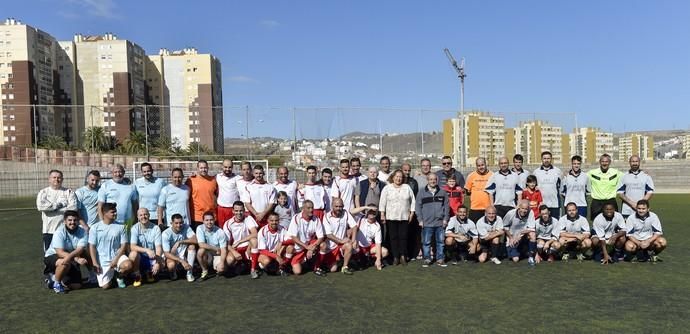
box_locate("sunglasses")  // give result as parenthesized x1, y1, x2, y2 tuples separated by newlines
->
(442, 162, 452, 165)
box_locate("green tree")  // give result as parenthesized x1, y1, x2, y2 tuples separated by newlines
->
(82, 127, 112, 153)
(121, 131, 147, 155)
(38, 135, 67, 150)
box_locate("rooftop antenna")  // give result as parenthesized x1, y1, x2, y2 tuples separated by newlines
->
(444, 48, 467, 166)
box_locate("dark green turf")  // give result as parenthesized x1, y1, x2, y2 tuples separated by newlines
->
(1, 195, 689, 333)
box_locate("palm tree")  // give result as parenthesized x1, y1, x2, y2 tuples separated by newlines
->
(39, 135, 67, 150)
(121, 131, 147, 155)
(82, 127, 111, 153)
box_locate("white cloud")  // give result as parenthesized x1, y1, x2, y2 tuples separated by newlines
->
(66, 0, 119, 19)
(259, 19, 280, 28)
(228, 76, 259, 83)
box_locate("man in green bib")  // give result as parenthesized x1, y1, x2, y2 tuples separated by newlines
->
(587, 154, 622, 220)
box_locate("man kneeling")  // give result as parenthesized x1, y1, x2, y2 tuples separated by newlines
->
(355, 207, 387, 270)
(44, 210, 89, 294)
(257, 212, 292, 276)
(196, 211, 229, 279)
(591, 203, 627, 264)
(503, 200, 537, 265)
(88, 203, 134, 289)
(223, 201, 260, 278)
(444, 206, 479, 263)
(624, 200, 667, 262)
(557, 202, 592, 262)
(162, 214, 197, 282)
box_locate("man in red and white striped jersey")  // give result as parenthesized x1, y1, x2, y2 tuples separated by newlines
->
(257, 212, 291, 276)
(298, 165, 329, 221)
(216, 159, 241, 228)
(322, 198, 358, 275)
(287, 200, 327, 277)
(242, 165, 276, 228)
(222, 201, 260, 279)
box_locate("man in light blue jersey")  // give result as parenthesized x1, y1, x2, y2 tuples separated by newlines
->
(196, 211, 229, 279)
(503, 200, 537, 265)
(557, 202, 592, 261)
(134, 163, 166, 226)
(561, 155, 589, 217)
(162, 214, 197, 282)
(617, 155, 655, 219)
(97, 164, 138, 224)
(624, 200, 667, 262)
(128, 208, 162, 287)
(43, 210, 88, 294)
(88, 203, 134, 289)
(486, 156, 523, 218)
(157, 168, 191, 228)
(533, 151, 562, 219)
(75, 170, 101, 231)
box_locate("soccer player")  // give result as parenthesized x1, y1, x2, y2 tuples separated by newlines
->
(257, 212, 291, 276)
(75, 170, 101, 231)
(416, 173, 450, 267)
(588, 154, 622, 220)
(98, 164, 138, 225)
(134, 162, 166, 226)
(274, 166, 299, 211)
(464, 158, 493, 223)
(355, 206, 387, 270)
(43, 210, 88, 294)
(350, 157, 367, 182)
(88, 203, 134, 289)
(161, 214, 197, 282)
(223, 201, 260, 279)
(475, 206, 504, 264)
(37, 169, 78, 250)
(243, 165, 277, 227)
(196, 211, 229, 279)
(444, 206, 479, 263)
(157, 168, 191, 228)
(624, 200, 667, 262)
(591, 203, 627, 264)
(331, 159, 358, 212)
(436, 155, 466, 188)
(485, 156, 523, 218)
(533, 151, 562, 219)
(186, 160, 218, 229)
(128, 208, 163, 286)
(557, 202, 592, 261)
(216, 159, 241, 228)
(323, 198, 358, 274)
(618, 155, 655, 219)
(522, 175, 543, 218)
(319, 167, 334, 211)
(534, 205, 561, 263)
(287, 200, 327, 276)
(561, 155, 589, 218)
(298, 165, 328, 220)
(378, 156, 392, 184)
(503, 200, 537, 265)
(236, 161, 254, 205)
(511, 154, 528, 190)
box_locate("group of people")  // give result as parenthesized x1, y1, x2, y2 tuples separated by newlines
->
(38, 152, 668, 294)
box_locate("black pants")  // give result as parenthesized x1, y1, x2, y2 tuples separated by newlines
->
(407, 218, 422, 258)
(495, 205, 513, 219)
(388, 220, 409, 259)
(43, 233, 53, 252)
(590, 198, 618, 221)
(469, 210, 485, 224)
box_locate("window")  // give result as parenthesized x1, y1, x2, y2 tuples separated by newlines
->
(9, 125, 14, 131)
(8, 73, 13, 78)
(8, 93, 14, 99)
(2, 126, 7, 131)
(3, 137, 7, 142)
(10, 136, 15, 141)
(9, 115, 14, 120)
(110, 131, 116, 136)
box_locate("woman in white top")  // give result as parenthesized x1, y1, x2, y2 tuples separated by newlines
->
(379, 169, 416, 265)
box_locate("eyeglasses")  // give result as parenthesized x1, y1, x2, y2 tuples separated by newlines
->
(442, 162, 452, 165)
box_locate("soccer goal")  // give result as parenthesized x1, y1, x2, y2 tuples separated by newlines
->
(131, 160, 270, 181)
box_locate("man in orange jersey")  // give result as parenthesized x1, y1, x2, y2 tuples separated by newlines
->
(464, 158, 494, 223)
(186, 160, 218, 230)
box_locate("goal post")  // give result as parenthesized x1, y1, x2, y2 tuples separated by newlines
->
(131, 160, 270, 181)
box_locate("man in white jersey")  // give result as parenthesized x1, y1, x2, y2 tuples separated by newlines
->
(485, 156, 523, 218)
(298, 165, 328, 221)
(236, 161, 254, 205)
(161, 214, 197, 282)
(243, 165, 276, 227)
(128, 208, 163, 286)
(76, 170, 101, 232)
(503, 200, 537, 265)
(216, 159, 241, 228)
(511, 154, 528, 189)
(624, 200, 667, 262)
(274, 166, 299, 211)
(355, 206, 387, 270)
(557, 202, 592, 261)
(319, 168, 334, 211)
(157, 168, 191, 227)
(196, 211, 229, 279)
(533, 151, 562, 219)
(475, 206, 504, 264)
(37, 169, 78, 251)
(88, 203, 134, 289)
(134, 163, 166, 226)
(323, 198, 358, 275)
(287, 200, 327, 276)
(223, 201, 260, 279)
(257, 212, 291, 276)
(331, 159, 358, 212)
(534, 205, 561, 263)
(444, 205, 479, 263)
(618, 155, 655, 219)
(43, 210, 88, 294)
(561, 155, 589, 217)
(591, 203, 627, 264)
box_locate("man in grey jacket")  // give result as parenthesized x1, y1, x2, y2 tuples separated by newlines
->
(415, 174, 450, 267)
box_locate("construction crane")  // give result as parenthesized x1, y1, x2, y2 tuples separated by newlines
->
(443, 48, 468, 167)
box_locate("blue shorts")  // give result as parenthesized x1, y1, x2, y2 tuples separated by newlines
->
(139, 253, 157, 273)
(507, 237, 529, 258)
(577, 206, 588, 218)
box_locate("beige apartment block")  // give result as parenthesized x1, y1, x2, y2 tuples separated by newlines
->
(618, 133, 654, 161)
(513, 121, 563, 165)
(443, 111, 505, 167)
(571, 127, 614, 164)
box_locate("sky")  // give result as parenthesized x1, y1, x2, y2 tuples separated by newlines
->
(7, 0, 690, 139)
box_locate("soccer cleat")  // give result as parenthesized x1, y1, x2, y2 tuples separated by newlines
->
(451, 259, 458, 265)
(170, 270, 178, 281)
(186, 270, 195, 282)
(145, 272, 155, 283)
(436, 260, 448, 268)
(116, 278, 126, 289)
(52, 281, 66, 294)
(43, 276, 53, 290)
(422, 259, 432, 268)
(313, 268, 326, 277)
(279, 269, 290, 277)
(200, 270, 209, 280)
(562, 253, 570, 262)
(250, 270, 260, 279)
(490, 257, 501, 265)
(576, 253, 585, 262)
(132, 276, 142, 287)
(547, 254, 555, 262)
(528, 257, 536, 266)
(341, 266, 354, 275)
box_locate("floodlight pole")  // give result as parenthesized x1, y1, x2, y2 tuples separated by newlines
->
(444, 48, 467, 166)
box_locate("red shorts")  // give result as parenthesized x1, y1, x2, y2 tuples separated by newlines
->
(216, 206, 235, 228)
(359, 243, 378, 257)
(235, 246, 250, 261)
(250, 212, 269, 228)
(313, 209, 325, 221)
(291, 239, 318, 265)
(259, 249, 286, 262)
(323, 246, 342, 267)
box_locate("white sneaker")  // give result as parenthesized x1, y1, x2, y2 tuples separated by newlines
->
(490, 257, 501, 265)
(186, 270, 195, 282)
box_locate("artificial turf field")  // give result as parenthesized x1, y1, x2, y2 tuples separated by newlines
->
(1, 195, 689, 334)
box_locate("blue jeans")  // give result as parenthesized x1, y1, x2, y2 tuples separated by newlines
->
(422, 226, 445, 261)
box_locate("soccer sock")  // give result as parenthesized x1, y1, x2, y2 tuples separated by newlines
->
(528, 241, 537, 257)
(315, 251, 326, 270)
(490, 243, 499, 258)
(187, 250, 197, 269)
(250, 249, 259, 271)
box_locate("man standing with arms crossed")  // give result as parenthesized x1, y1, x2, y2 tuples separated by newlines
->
(588, 154, 622, 220)
(533, 151, 562, 219)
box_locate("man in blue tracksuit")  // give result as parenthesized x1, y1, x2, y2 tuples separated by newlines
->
(415, 173, 450, 267)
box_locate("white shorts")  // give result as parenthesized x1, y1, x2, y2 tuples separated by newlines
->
(97, 255, 129, 287)
(203, 253, 222, 271)
(162, 246, 188, 261)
